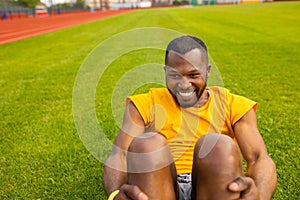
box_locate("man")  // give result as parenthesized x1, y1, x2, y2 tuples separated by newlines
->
(103, 36, 277, 200)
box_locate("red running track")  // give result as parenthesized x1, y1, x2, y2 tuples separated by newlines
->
(0, 9, 134, 45)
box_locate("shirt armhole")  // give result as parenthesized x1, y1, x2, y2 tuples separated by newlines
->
(127, 96, 151, 126)
(230, 95, 258, 125)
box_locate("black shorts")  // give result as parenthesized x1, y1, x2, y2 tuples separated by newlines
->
(178, 174, 192, 200)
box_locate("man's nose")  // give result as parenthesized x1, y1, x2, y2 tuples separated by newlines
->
(178, 77, 191, 89)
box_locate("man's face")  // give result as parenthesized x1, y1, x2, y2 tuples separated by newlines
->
(165, 49, 210, 108)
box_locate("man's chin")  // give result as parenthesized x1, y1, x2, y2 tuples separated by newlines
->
(178, 102, 196, 108)
(177, 99, 198, 108)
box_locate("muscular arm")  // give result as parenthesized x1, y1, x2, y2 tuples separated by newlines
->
(103, 102, 145, 197)
(233, 108, 277, 200)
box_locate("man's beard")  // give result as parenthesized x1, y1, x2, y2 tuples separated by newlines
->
(168, 83, 206, 108)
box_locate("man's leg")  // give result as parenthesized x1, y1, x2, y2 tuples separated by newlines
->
(192, 134, 244, 200)
(127, 132, 178, 200)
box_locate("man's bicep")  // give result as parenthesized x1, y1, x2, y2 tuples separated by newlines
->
(114, 101, 145, 151)
(121, 101, 145, 136)
(233, 108, 268, 164)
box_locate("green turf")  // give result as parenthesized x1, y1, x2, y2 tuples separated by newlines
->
(0, 2, 299, 199)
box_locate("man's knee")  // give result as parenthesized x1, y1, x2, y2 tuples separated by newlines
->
(194, 133, 242, 163)
(127, 132, 173, 173)
(129, 132, 167, 153)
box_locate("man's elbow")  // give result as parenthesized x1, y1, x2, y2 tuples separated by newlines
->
(261, 155, 277, 177)
(267, 155, 277, 183)
(263, 155, 277, 196)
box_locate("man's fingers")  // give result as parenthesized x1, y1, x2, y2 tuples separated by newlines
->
(228, 177, 247, 192)
(137, 191, 148, 200)
(116, 190, 131, 200)
(120, 184, 149, 200)
(228, 177, 253, 194)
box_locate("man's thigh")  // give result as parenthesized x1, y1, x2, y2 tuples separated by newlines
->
(192, 134, 243, 199)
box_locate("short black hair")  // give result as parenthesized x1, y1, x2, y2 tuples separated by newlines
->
(165, 35, 208, 64)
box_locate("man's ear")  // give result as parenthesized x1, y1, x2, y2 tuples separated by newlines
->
(207, 64, 211, 78)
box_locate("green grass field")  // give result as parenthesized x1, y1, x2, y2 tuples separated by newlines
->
(0, 2, 299, 199)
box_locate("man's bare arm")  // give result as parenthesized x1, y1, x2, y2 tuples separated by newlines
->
(103, 102, 146, 197)
(232, 108, 277, 200)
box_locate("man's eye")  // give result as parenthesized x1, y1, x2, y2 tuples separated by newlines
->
(190, 74, 201, 78)
(169, 74, 180, 78)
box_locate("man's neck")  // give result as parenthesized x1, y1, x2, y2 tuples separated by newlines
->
(195, 89, 210, 108)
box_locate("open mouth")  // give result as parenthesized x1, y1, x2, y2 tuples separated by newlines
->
(178, 91, 195, 97)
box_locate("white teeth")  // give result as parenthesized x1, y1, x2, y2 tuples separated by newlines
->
(179, 91, 194, 97)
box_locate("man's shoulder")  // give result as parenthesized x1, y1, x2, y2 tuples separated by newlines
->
(148, 88, 172, 101)
(129, 88, 174, 112)
(130, 87, 170, 101)
(149, 87, 169, 94)
(208, 86, 257, 110)
(208, 86, 230, 96)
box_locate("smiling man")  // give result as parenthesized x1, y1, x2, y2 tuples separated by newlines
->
(164, 47, 209, 108)
(103, 36, 277, 200)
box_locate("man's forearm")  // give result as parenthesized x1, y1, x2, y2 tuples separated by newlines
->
(103, 152, 128, 196)
(103, 165, 127, 196)
(247, 156, 277, 200)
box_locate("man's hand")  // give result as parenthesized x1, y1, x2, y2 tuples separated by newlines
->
(228, 177, 260, 200)
(115, 184, 149, 200)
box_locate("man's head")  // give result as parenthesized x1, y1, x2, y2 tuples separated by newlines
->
(164, 36, 211, 108)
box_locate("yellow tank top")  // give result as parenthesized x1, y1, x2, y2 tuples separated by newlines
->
(129, 86, 257, 174)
